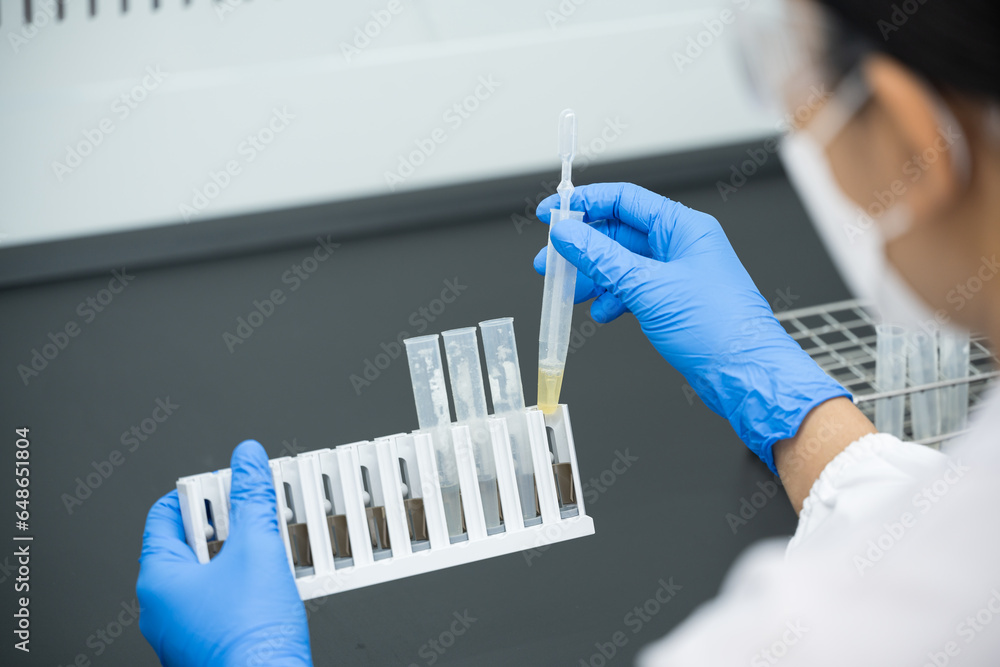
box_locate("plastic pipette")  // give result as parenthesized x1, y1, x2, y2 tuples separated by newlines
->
(537, 109, 581, 414)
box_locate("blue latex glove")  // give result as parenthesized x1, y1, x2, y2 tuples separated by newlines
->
(137, 440, 313, 666)
(534, 183, 849, 472)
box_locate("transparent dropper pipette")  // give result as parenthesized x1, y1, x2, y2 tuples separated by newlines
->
(537, 109, 582, 414)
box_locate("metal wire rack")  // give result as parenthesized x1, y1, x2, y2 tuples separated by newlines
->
(776, 299, 998, 447)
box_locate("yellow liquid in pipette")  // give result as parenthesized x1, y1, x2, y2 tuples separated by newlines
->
(537, 365, 564, 414)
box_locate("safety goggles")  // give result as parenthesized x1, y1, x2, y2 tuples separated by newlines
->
(735, 0, 874, 142)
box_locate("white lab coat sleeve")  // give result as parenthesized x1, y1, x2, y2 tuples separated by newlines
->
(787, 432, 947, 551)
(635, 433, 951, 667)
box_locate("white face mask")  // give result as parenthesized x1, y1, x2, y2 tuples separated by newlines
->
(780, 130, 932, 329)
(778, 74, 971, 335)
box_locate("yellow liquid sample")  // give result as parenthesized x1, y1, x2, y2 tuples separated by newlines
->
(537, 366, 564, 414)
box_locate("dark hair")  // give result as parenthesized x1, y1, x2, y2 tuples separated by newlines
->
(819, 0, 1000, 99)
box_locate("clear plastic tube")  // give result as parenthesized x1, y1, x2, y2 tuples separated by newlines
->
(537, 109, 581, 414)
(538, 209, 583, 414)
(403, 335, 463, 536)
(907, 330, 940, 440)
(480, 317, 537, 520)
(939, 329, 971, 438)
(441, 327, 500, 529)
(403, 335, 450, 430)
(875, 324, 907, 438)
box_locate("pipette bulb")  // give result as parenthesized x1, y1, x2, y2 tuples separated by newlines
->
(558, 109, 577, 161)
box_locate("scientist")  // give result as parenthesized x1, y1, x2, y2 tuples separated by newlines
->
(135, 0, 1000, 664)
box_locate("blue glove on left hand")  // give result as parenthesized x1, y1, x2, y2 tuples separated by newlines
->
(137, 440, 313, 667)
(533, 183, 849, 472)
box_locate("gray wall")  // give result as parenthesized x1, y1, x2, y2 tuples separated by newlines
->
(0, 161, 848, 666)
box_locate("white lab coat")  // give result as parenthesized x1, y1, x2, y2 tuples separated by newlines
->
(639, 387, 1000, 666)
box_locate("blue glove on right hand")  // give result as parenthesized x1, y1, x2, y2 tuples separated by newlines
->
(534, 183, 849, 472)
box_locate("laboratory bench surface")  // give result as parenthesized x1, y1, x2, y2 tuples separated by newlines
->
(0, 166, 849, 666)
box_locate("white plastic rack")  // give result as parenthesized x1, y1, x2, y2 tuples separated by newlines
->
(176, 328, 593, 600)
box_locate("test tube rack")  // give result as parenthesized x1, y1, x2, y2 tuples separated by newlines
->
(176, 407, 593, 599)
(776, 299, 998, 446)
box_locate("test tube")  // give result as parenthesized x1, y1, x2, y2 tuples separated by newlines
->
(537, 109, 582, 415)
(538, 209, 585, 414)
(939, 329, 971, 438)
(441, 328, 501, 530)
(907, 330, 940, 441)
(480, 317, 537, 520)
(403, 335, 464, 537)
(874, 324, 906, 438)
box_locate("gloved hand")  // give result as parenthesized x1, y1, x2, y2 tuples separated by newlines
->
(534, 183, 849, 472)
(137, 440, 313, 666)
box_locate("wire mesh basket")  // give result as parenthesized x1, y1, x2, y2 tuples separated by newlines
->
(776, 299, 998, 447)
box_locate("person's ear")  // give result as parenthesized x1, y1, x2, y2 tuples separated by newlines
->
(862, 53, 966, 227)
